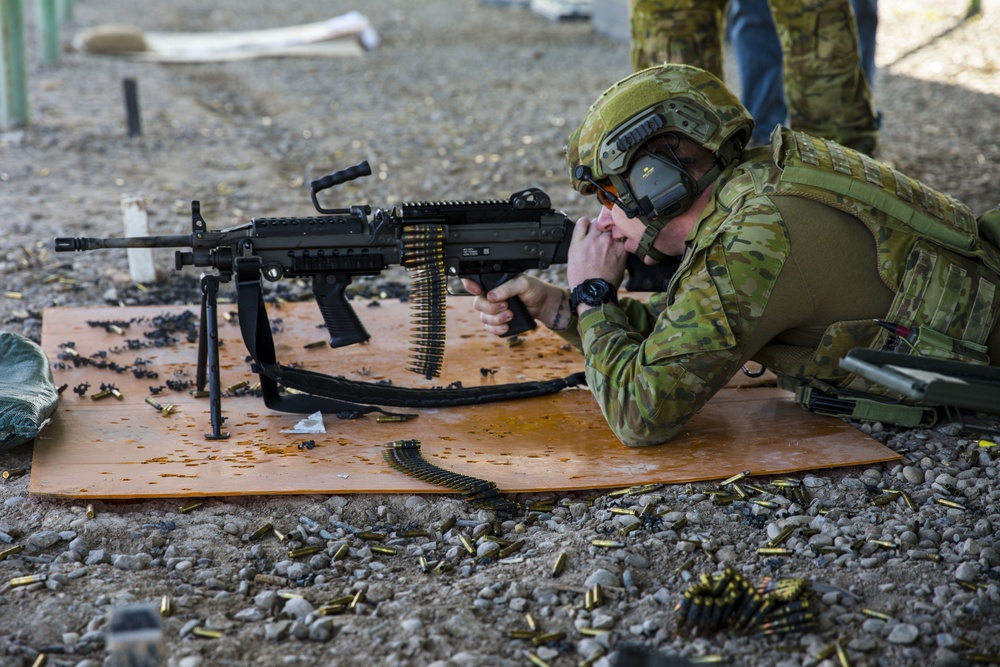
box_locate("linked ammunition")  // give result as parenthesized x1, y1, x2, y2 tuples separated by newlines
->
(719, 470, 752, 487)
(2, 468, 26, 480)
(0, 545, 24, 561)
(160, 595, 171, 617)
(10, 574, 47, 587)
(370, 545, 397, 556)
(288, 545, 322, 558)
(531, 631, 565, 646)
(250, 522, 274, 541)
(178, 502, 203, 514)
(192, 627, 223, 639)
(552, 552, 567, 577)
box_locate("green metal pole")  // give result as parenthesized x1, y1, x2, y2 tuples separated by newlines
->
(35, 0, 58, 64)
(1, 0, 29, 128)
(56, 0, 71, 24)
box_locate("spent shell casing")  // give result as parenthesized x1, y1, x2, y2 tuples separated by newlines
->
(327, 595, 355, 607)
(160, 594, 172, 617)
(507, 629, 539, 640)
(376, 414, 416, 423)
(90, 389, 112, 401)
(0, 545, 24, 561)
(349, 589, 365, 609)
(767, 526, 795, 548)
(552, 552, 567, 577)
(757, 547, 792, 556)
(592, 539, 624, 548)
(609, 507, 637, 516)
(459, 534, 476, 555)
(525, 613, 538, 632)
(317, 604, 347, 616)
(10, 574, 47, 587)
(862, 608, 894, 621)
(227, 381, 249, 392)
(370, 545, 397, 556)
(835, 640, 850, 667)
(901, 490, 918, 511)
(590, 583, 604, 608)
(192, 627, 223, 639)
(719, 469, 752, 487)
(398, 529, 429, 538)
(144, 396, 165, 411)
(86, 504, 95, 519)
(498, 540, 524, 558)
(813, 641, 838, 661)
(751, 499, 779, 509)
(190, 390, 210, 398)
(179, 502, 203, 514)
(303, 340, 327, 349)
(273, 528, 288, 543)
(332, 543, 349, 561)
(31, 654, 46, 667)
(869, 539, 897, 549)
(525, 652, 550, 667)
(357, 531, 386, 541)
(936, 498, 966, 510)
(731, 483, 749, 499)
(579, 627, 610, 637)
(675, 558, 694, 575)
(618, 523, 640, 536)
(250, 522, 274, 541)
(3, 468, 27, 479)
(531, 631, 565, 647)
(288, 545, 322, 559)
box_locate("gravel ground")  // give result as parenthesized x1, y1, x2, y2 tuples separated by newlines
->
(3, 1, 1000, 666)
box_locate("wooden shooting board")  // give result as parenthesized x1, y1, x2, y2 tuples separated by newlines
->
(32, 299, 900, 499)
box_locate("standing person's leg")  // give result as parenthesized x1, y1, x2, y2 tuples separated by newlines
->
(769, 0, 879, 155)
(728, 0, 787, 145)
(629, 0, 728, 77)
(851, 0, 878, 86)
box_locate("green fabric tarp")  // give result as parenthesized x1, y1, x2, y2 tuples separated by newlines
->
(0, 332, 59, 450)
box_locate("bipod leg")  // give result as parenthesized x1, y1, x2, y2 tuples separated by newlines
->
(199, 273, 230, 440)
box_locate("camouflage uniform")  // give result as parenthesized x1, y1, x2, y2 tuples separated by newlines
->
(629, 0, 878, 154)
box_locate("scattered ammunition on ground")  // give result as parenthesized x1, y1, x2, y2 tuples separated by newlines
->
(619, 523, 640, 536)
(578, 627, 610, 637)
(814, 641, 838, 661)
(901, 490, 918, 511)
(86, 504, 95, 519)
(332, 543, 349, 561)
(370, 545, 397, 556)
(433, 560, 452, 574)
(675, 558, 695, 575)
(591, 539, 624, 548)
(418, 556, 431, 573)
(145, 396, 165, 411)
(277, 592, 305, 600)
(326, 595, 354, 607)
(525, 652, 550, 667)
(862, 608, 894, 621)
(525, 613, 539, 632)
(249, 522, 274, 541)
(936, 498, 966, 510)
(498, 540, 524, 558)
(590, 584, 604, 608)
(376, 414, 417, 423)
(178, 502, 203, 514)
(871, 491, 901, 507)
(868, 539, 896, 549)
(349, 589, 365, 609)
(758, 547, 792, 556)
(671, 517, 689, 530)
(507, 629, 538, 640)
(552, 552, 567, 577)
(2, 468, 26, 480)
(531, 631, 565, 647)
(835, 640, 851, 667)
(731, 483, 749, 499)
(750, 499, 779, 509)
(10, 574, 47, 587)
(359, 531, 387, 541)
(459, 534, 476, 555)
(767, 526, 795, 548)
(31, 654, 46, 667)
(288, 545, 322, 559)
(398, 529, 429, 538)
(472, 523, 493, 540)
(303, 340, 327, 349)
(272, 527, 288, 543)
(744, 483, 769, 495)
(317, 604, 347, 616)
(719, 470, 752, 487)
(438, 516, 457, 534)
(192, 627, 223, 639)
(160, 595, 171, 617)
(609, 507, 637, 516)
(0, 545, 24, 561)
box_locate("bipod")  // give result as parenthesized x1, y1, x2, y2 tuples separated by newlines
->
(196, 272, 231, 440)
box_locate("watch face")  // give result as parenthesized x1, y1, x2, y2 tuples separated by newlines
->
(585, 282, 604, 299)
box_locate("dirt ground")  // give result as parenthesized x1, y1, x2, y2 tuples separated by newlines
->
(2, 1, 1000, 666)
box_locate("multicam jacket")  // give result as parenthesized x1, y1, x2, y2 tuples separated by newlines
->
(567, 128, 1000, 447)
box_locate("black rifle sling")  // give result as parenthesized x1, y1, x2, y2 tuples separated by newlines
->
(235, 273, 586, 414)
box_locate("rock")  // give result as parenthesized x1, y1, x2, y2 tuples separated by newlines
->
(113, 554, 150, 571)
(282, 597, 314, 620)
(585, 569, 621, 588)
(28, 530, 61, 548)
(264, 621, 291, 641)
(887, 623, 920, 645)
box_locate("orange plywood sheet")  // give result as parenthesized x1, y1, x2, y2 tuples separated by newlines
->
(32, 299, 899, 498)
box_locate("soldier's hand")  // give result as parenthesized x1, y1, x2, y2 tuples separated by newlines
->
(567, 214, 627, 289)
(461, 276, 571, 335)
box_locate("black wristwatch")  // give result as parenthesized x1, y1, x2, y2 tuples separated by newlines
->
(570, 278, 619, 312)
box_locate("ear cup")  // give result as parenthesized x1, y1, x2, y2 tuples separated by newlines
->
(626, 153, 696, 219)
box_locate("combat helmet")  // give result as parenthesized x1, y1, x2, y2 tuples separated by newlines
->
(566, 64, 754, 261)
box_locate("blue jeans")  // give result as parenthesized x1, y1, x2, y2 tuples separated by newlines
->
(728, 0, 878, 145)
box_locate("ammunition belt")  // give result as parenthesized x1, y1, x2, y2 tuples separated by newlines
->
(676, 567, 814, 636)
(381, 439, 519, 516)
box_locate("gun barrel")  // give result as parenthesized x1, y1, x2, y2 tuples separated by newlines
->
(54, 235, 192, 252)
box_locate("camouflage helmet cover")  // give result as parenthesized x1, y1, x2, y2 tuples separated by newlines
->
(566, 64, 755, 194)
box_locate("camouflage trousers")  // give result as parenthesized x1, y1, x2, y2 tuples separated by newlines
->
(629, 0, 879, 155)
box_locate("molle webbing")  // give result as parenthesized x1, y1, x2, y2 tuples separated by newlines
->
(774, 130, 984, 261)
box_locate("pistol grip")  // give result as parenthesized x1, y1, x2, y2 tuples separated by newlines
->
(313, 274, 370, 348)
(477, 273, 537, 338)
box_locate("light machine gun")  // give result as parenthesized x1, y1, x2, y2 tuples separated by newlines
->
(55, 161, 578, 439)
